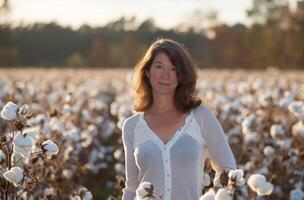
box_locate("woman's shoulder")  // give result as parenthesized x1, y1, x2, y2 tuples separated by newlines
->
(122, 112, 141, 132)
(193, 103, 211, 114)
(192, 103, 216, 121)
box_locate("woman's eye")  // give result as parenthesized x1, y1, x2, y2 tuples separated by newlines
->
(155, 65, 161, 68)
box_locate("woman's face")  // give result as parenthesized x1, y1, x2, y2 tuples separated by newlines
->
(146, 52, 178, 97)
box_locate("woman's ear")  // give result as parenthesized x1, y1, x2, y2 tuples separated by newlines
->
(145, 70, 150, 78)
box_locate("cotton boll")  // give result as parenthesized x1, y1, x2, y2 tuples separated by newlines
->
(13, 134, 34, 158)
(227, 126, 241, 136)
(89, 147, 106, 163)
(87, 125, 98, 137)
(82, 191, 93, 200)
(288, 149, 300, 164)
(81, 109, 91, 121)
(44, 187, 56, 196)
(247, 174, 266, 192)
(136, 182, 153, 200)
(80, 130, 93, 148)
(23, 126, 40, 140)
(202, 172, 211, 187)
(41, 139, 59, 159)
(63, 128, 80, 142)
(102, 119, 116, 139)
(114, 163, 124, 175)
(290, 187, 304, 200)
(228, 169, 244, 181)
(199, 189, 215, 200)
(75, 187, 92, 200)
(247, 174, 273, 196)
(259, 91, 273, 107)
(62, 169, 73, 179)
(88, 98, 106, 111)
(292, 121, 304, 139)
(49, 118, 65, 132)
(256, 182, 274, 196)
(113, 149, 123, 161)
(288, 101, 304, 120)
(270, 124, 284, 139)
(110, 102, 120, 117)
(244, 132, 259, 143)
(64, 145, 74, 161)
(85, 162, 107, 175)
(1, 101, 18, 120)
(3, 167, 24, 186)
(62, 104, 72, 117)
(228, 169, 245, 186)
(263, 145, 275, 157)
(276, 138, 292, 150)
(241, 115, 255, 134)
(278, 93, 294, 108)
(215, 188, 232, 200)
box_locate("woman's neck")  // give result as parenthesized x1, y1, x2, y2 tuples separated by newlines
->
(148, 95, 176, 115)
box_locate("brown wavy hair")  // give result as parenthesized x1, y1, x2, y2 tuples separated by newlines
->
(132, 38, 201, 113)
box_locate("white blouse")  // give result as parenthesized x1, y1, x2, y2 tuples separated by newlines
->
(121, 104, 236, 200)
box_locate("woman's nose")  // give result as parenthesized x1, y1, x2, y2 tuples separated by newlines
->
(161, 68, 169, 78)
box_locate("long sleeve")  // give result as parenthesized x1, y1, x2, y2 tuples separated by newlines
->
(200, 105, 237, 186)
(121, 118, 139, 200)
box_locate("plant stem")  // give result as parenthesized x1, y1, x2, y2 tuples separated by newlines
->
(12, 156, 23, 167)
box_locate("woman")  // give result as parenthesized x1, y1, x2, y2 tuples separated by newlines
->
(121, 38, 236, 200)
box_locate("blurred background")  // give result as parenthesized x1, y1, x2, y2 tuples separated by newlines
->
(0, 0, 303, 69)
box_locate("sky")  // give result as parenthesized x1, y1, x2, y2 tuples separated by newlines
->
(0, 0, 299, 29)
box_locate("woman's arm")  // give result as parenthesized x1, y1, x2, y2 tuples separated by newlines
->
(200, 105, 237, 187)
(121, 117, 139, 200)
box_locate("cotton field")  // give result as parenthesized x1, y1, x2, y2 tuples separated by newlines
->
(0, 68, 303, 200)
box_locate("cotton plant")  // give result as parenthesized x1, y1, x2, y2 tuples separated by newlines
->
(199, 169, 274, 200)
(135, 182, 162, 200)
(0, 101, 59, 199)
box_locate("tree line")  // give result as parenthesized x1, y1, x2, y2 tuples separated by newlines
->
(0, 0, 303, 69)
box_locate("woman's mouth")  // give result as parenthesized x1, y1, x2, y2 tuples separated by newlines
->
(158, 82, 170, 86)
